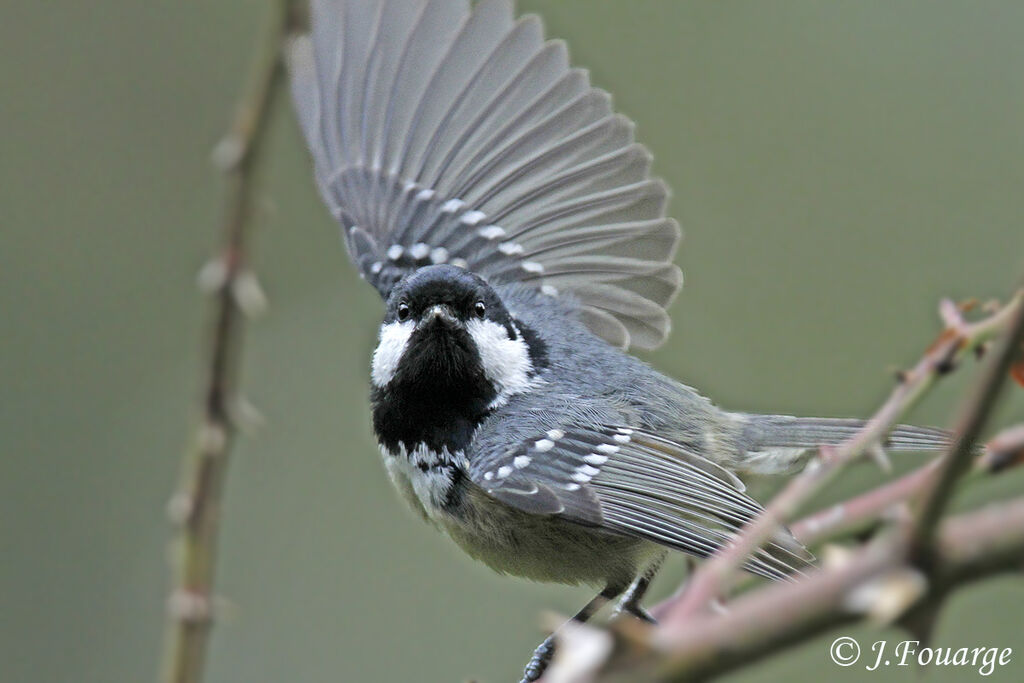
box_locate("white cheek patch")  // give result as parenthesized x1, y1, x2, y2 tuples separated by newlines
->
(466, 318, 537, 408)
(371, 320, 414, 387)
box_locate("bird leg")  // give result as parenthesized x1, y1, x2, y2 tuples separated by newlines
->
(612, 555, 664, 624)
(519, 586, 621, 683)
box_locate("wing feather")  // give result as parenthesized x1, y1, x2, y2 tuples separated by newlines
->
(470, 425, 815, 580)
(289, 0, 683, 349)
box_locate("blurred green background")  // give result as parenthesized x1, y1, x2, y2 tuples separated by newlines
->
(3, 1, 1024, 682)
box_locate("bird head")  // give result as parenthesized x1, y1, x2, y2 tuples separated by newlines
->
(371, 265, 544, 409)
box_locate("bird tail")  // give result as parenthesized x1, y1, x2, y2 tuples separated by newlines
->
(733, 414, 952, 474)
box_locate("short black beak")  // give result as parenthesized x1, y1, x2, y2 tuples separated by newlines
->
(416, 304, 460, 331)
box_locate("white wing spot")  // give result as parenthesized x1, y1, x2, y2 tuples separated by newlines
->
(370, 261, 383, 274)
(477, 225, 506, 240)
(497, 465, 513, 478)
(562, 482, 581, 491)
(533, 439, 555, 452)
(596, 444, 620, 455)
(540, 285, 559, 297)
(571, 471, 592, 483)
(616, 427, 635, 435)
(483, 471, 493, 481)
(613, 433, 631, 443)
(386, 244, 404, 260)
(409, 242, 430, 260)
(546, 429, 565, 440)
(577, 464, 601, 477)
(451, 258, 469, 269)
(460, 210, 487, 226)
(403, 180, 418, 192)
(415, 188, 435, 201)
(441, 198, 466, 213)
(583, 454, 608, 466)
(521, 261, 544, 274)
(430, 247, 449, 264)
(513, 455, 531, 469)
(498, 241, 525, 256)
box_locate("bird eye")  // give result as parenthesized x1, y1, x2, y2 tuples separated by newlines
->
(474, 301, 486, 319)
(397, 302, 410, 321)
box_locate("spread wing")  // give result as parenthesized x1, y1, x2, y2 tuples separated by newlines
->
(288, 0, 682, 349)
(469, 425, 815, 580)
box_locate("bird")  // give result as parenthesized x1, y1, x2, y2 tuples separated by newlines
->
(286, 1, 951, 680)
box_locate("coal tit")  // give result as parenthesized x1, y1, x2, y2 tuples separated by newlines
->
(287, 2, 952, 680)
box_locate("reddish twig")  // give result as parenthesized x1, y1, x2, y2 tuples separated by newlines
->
(977, 423, 1024, 472)
(636, 497, 1024, 680)
(545, 497, 1024, 682)
(906, 289, 1024, 564)
(790, 460, 938, 547)
(791, 429, 1024, 549)
(659, 291, 1022, 626)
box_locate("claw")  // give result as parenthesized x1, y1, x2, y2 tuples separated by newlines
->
(520, 636, 556, 683)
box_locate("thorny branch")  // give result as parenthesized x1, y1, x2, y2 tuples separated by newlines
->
(791, 420, 1024, 548)
(907, 292, 1024, 562)
(542, 286, 1024, 682)
(159, 4, 301, 683)
(790, 460, 939, 547)
(659, 289, 1023, 624)
(593, 498, 1024, 682)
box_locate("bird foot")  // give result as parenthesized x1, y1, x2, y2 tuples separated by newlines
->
(519, 635, 556, 683)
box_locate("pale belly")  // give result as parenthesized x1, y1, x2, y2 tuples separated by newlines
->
(380, 444, 659, 588)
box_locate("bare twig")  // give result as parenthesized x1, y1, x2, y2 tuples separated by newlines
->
(907, 286, 1024, 563)
(792, 424, 1024, 547)
(545, 498, 1024, 681)
(977, 423, 1024, 472)
(599, 497, 1024, 681)
(790, 460, 939, 547)
(159, 4, 298, 683)
(659, 291, 1023, 625)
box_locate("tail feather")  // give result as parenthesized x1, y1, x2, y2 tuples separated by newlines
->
(749, 415, 951, 450)
(734, 414, 952, 474)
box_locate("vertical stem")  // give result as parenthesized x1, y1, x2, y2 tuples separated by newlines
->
(160, 3, 296, 682)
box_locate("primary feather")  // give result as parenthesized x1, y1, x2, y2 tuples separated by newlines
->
(287, 0, 682, 350)
(472, 425, 814, 580)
